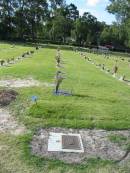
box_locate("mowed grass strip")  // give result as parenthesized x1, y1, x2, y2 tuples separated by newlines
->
(87, 52, 130, 79)
(0, 42, 12, 50)
(1, 44, 130, 130)
(0, 43, 35, 60)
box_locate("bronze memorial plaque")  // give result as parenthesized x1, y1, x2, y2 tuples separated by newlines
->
(62, 135, 81, 150)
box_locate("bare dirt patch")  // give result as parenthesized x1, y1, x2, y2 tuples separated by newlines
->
(0, 90, 18, 106)
(0, 78, 41, 88)
(31, 128, 130, 164)
(0, 78, 55, 88)
(0, 108, 26, 135)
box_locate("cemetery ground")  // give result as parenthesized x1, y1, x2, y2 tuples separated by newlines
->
(0, 42, 130, 173)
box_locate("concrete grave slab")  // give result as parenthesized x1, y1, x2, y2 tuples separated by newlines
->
(48, 133, 84, 153)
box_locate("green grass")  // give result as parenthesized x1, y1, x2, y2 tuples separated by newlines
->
(0, 42, 130, 172)
(0, 43, 35, 60)
(88, 52, 130, 79)
(1, 46, 130, 130)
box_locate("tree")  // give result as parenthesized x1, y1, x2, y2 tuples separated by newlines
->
(73, 12, 100, 46)
(0, 0, 18, 39)
(107, 0, 130, 48)
(66, 3, 79, 21)
(0, 0, 112, 47)
(107, 0, 130, 23)
(21, 0, 48, 40)
(100, 23, 127, 48)
(49, 0, 66, 10)
(50, 15, 72, 42)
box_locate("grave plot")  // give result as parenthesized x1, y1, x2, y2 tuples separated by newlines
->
(48, 133, 84, 153)
(85, 52, 130, 80)
(0, 44, 35, 60)
(0, 89, 18, 106)
(78, 50, 130, 86)
(54, 49, 72, 96)
(0, 88, 26, 135)
(0, 108, 26, 135)
(31, 128, 130, 164)
(0, 43, 36, 68)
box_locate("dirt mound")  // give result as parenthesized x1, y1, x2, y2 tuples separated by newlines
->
(0, 90, 18, 106)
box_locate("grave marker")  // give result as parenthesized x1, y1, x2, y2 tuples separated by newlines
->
(48, 133, 84, 153)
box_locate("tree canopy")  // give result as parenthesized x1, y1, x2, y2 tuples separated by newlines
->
(0, 0, 130, 50)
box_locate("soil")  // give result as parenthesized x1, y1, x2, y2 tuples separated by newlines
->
(0, 90, 18, 106)
(0, 79, 55, 88)
(0, 108, 26, 135)
(31, 128, 130, 164)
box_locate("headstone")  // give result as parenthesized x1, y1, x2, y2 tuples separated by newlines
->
(55, 71, 65, 94)
(113, 65, 118, 74)
(62, 135, 81, 150)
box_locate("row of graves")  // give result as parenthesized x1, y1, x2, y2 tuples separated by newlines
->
(54, 48, 72, 96)
(0, 46, 40, 67)
(78, 49, 130, 85)
(0, 45, 40, 105)
(31, 48, 87, 162)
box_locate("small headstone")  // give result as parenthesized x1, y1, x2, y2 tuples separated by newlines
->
(112, 65, 118, 75)
(48, 133, 84, 153)
(62, 135, 81, 150)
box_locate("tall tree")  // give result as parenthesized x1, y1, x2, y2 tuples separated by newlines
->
(66, 3, 79, 21)
(107, 0, 130, 48)
(0, 0, 18, 39)
(107, 0, 130, 23)
(74, 12, 99, 46)
(16, 0, 48, 40)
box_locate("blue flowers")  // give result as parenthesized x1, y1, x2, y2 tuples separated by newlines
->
(31, 96, 38, 102)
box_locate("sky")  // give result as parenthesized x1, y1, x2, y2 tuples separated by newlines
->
(66, 0, 116, 24)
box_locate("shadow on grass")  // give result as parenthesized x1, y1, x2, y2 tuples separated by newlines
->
(72, 93, 119, 104)
(72, 93, 93, 98)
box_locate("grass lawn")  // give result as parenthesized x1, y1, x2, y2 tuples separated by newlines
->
(89, 52, 130, 79)
(0, 42, 130, 173)
(0, 42, 35, 60)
